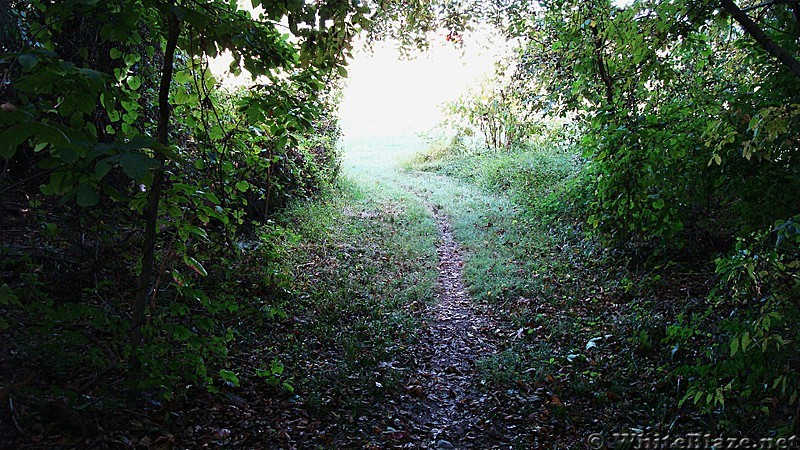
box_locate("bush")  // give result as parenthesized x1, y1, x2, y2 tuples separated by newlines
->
(674, 216, 800, 426)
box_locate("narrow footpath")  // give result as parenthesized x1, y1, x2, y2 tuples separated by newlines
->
(392, 194, 514, 449)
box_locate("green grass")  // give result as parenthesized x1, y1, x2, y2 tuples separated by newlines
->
(260, 158, 439, 418)
(408, 143, 589, 218)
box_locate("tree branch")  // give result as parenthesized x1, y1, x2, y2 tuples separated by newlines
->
(721, 0, 800, 78)
(741, 0, 790, 12)
(74, 330, 118, 396)
(131, 5, 181, 366)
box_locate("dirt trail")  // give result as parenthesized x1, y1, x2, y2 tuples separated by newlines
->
(401, 199, 507, 448)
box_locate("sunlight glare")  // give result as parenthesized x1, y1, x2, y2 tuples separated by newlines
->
(339, 30, 511, 139)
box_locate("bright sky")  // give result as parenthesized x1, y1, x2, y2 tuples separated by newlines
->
(209, 12, 513, 139)
(339, 30, 512, 139)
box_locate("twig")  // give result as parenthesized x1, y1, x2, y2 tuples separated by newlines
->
(0, 373, 33, 406)
(74, 330, 118, 396)
(0, 169, 53, 197)
(146, 235, 175, 327)
(9, 396, 26, 436)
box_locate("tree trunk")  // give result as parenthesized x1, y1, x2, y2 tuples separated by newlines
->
(131, 8, 180, 368)
(591, 25, 616, 109)
(720, 0, 800, 79)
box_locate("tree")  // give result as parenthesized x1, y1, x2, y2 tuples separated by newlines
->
(443, 78, 529, 151)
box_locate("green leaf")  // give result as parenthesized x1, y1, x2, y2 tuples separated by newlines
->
(119, 152, 149, 183)
(219, 369, 240, 387)
(748, 115, 760, 131)
(55, 146, 79, 163)
(171, 5, 210, 28)
(0, 284, 20, 306)
(78, 67, 104, 83)
(172, 269, 188, 287)
(740, 332, 750, 352)
(18, 54, 38, 69)
(0, 125, 32, 158)
(730, 336, 739, 356)
(95, 157, 115, 179)
(235, 180, 249, 192)
(271, 359, 284, 375)
(165, 323, 192, 340)
(124, 53, 141, 66)
(110, 48, 123, 59)
(185, 256, 207, 276)
(30, 123, 71, 148)
(127, 76, 142, 90)
(76, 184, 100, 207)
(187, 225, 209, 240)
